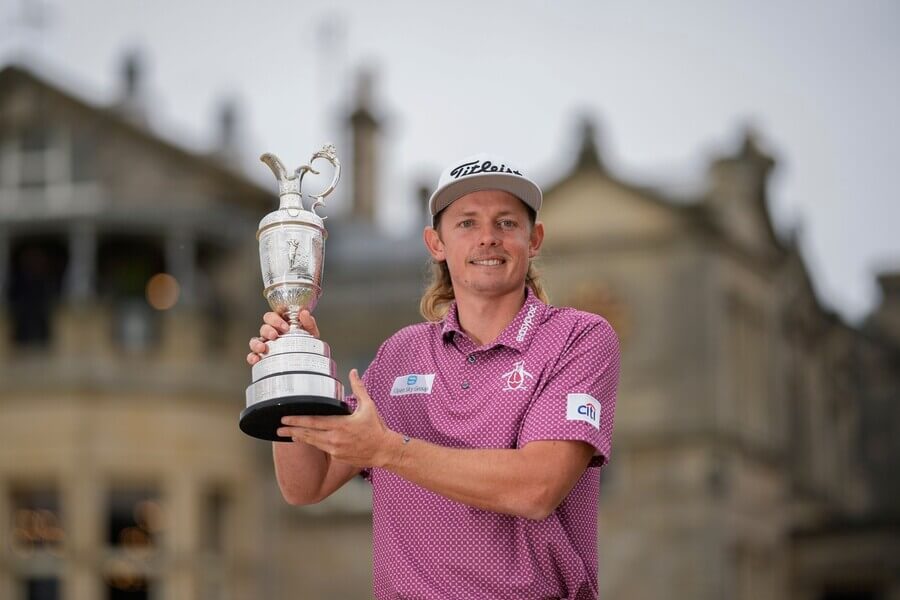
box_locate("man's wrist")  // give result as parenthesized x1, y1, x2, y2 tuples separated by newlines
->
(378, 430, 411, 470)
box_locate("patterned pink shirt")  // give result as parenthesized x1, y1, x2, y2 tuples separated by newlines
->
(349, 287, 620, 600)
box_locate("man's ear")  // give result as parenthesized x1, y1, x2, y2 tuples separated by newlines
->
(529, 221, 545, 258)
(423, 226, 446, 262)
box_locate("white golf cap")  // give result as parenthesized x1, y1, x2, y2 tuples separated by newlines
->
(428, 153, 542, 224)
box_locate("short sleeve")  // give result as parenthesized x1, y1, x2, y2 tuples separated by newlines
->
(517, 318, 620, 468)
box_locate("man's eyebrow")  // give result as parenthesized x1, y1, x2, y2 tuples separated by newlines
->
(455, 210, 518, 217)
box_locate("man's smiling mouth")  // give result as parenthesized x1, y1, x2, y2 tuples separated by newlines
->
(469, 258, 506, 266)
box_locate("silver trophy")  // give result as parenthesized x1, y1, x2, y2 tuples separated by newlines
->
(240, 144, 348, 442)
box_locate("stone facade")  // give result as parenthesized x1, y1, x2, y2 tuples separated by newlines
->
(1, 61, 898, 600)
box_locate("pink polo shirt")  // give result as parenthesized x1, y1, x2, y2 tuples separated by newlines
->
(350, 287, 620, 600)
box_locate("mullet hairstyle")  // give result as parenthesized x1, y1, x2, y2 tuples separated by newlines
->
(419, 205, 549, 322)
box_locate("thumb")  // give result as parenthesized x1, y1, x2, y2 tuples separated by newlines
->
(349, 369, 372, 408)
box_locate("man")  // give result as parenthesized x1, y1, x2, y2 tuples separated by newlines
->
(247, 153, 620, 600)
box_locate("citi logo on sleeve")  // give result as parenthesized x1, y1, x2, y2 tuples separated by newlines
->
(566, 393, 601, 429)
(391, 374, 436, 396)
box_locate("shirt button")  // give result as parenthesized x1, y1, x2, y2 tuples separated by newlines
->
(461, 381, 470, 390)
(467, 355, 476, 364)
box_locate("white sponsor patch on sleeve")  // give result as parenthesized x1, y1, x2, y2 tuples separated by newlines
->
(390, 373, 435, 396)
(566, 393, 601, 429)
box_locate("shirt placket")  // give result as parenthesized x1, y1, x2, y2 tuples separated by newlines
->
(452, 334, 478, 392)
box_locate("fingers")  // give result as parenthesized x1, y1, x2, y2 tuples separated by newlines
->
(298, 310, 320, 338)
(250, 312, 288, 364)
(281, 415, 332, 429)
(263, 311, 290, 333)
(259, 323, 281, 341)
(247, 336, 267, 365)
(249, 335, 268, 353)
(278, 426, 326, 448)
(247, 310, 319, 367)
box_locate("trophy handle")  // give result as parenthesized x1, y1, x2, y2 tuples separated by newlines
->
(297, 144, 341, 216)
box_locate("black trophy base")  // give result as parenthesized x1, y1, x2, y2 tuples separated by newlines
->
(239, 395, 350, 442)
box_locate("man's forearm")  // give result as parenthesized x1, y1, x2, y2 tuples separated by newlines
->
(272, 441, 331, 505)
(379, 433, 590, 520)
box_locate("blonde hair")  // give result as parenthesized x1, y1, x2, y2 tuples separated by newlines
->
(419, 259, 549, 322)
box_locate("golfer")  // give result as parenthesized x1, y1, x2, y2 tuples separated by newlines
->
(247, 153, 620, 600)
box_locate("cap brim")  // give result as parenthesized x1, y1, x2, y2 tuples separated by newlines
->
(429, 173, 542, 222)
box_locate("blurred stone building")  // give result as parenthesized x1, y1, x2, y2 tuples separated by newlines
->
(0, 58, 897, 600)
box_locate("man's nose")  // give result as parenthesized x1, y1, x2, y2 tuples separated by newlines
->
(479, 229, 500, 246)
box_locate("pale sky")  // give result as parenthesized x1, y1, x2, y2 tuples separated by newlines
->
(2, 0, 898, 323)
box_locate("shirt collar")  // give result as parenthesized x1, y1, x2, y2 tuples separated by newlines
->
(440, 287, 547, 353)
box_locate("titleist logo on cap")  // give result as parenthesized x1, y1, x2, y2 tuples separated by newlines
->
(450, 160, 523, 180)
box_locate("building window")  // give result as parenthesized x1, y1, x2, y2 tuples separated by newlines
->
(23, 577, 60, 600)
(6, 237, 68, 347)
(203, 488, 229, 555)
(200, 488, 230, 600)
(18, 126, 50, 189)
(71, 129, 98, 182)
(10, 487, 65, 551)
(726, 293, 769, 443)
(106, 576, 152, 600)
(98, 237, 164, 350)
(104, 488, 162, 600)
(106, 488, 162, 548)
(9, 487, 64, 600)
(197, 240, 228, 349)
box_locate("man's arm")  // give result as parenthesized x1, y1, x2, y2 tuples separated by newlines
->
(384, 435, 594, 521)
(280, 370, 596, 520)
(272, 442, 362, 505)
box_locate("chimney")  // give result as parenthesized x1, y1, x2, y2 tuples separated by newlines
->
(707, 126, 775, 210)
(347, 68, 381, 223)
(211, 96, 243, 166)
(417, 180, 433, 228)
(115, 49, 148, 123)
(574, 115, 604, 172)
(870, 271, 900, 344)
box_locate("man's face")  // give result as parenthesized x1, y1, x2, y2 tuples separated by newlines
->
(424, 190, 544, 299)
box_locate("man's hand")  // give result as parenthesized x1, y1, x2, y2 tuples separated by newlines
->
(276, 369, 397, 469)
(247, 309, 320, 365)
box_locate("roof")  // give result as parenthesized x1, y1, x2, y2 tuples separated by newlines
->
(0, 61, 274, 212)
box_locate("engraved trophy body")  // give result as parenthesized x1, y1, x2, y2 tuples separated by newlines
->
(240, 145, 349, 442)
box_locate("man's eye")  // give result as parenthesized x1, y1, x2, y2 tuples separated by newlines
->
(498, 220, 517, 229)
(458, 220, 474, 228)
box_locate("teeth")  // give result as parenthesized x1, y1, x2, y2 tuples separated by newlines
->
(472, 259, 502, 266)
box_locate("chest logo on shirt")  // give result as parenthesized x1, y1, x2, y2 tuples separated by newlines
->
(501, 360, 533, 391)
(390, 373, 436, 396)
(566, 393, 601, 429)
